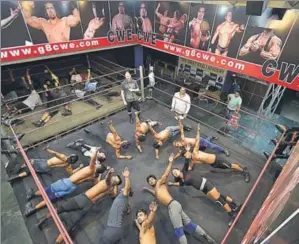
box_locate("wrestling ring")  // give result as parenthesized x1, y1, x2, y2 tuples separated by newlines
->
(2, 57, 297, 244)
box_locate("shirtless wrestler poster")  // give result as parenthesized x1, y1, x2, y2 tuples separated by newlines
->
(134, 1, 155, 33)
(185, 3, 217, 51)
(209, 6, 248, 58)
(79, 1, 110, 39)
(109, 1, 135, 32)
(20, 1, 82, 45)
(154, 1, 190, 45)
(1, 1, 32, 48)
(238, 9, 297, 65)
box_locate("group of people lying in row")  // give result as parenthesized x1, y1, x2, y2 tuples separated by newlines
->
(3, 67, 120, 127)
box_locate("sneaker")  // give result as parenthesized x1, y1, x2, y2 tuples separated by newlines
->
(270, 139, 278, 145)
(275, 124, 286, 133)
(84, 129, 92, 135)
(224, 148, 230, 157)
(61, 110, 72, 116)
(75, 139, 86, 145)
(26, 188, 35, 201)
(242, 171, 251, 183)
(24, 202, 36, 217)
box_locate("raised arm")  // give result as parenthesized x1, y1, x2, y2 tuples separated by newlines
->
(122, 167, 131, 196)
(21, 2, 43, 30)
(108, 120, 119, 138)
(260, 37, 282, 60)
(66, 3, 80, 27)
(193, 124, 201, 153)
(178, 119, 185, 141)
(143, 186, 155, 196)
(111, 16, 117, 31)
(160, 153, 174, 185)
(45, 147, 68, 162)
(105, 168, 114, 185)
(1, 7, 19, 29)
(147, 122, 158, 137)
(155, 3, 162, 19)
(143, 202, 157, 229)
(45, 65, 60, 87)
(88, 150, 98, 171)
(239, 35, 256, 56)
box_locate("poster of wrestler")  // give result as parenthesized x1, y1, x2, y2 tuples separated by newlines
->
(19, 1, 82, 45)
(134, 1, 155, 33)
(209, 6, 248, 58)
(1, 1, 33, 48)
(277, 11, 299, 68)
(109, 1, 135, 32)
(185, 3, 217, 51)
(154, 1, 190, 45)
(238, 9, 297, 65)
(78, 1, 110, 39)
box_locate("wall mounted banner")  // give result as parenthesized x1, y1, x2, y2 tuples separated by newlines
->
(1, 1, 298, 91)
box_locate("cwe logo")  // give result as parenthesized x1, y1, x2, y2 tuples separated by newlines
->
(107, 29, 133, 43)
(262, 60, 299, 84)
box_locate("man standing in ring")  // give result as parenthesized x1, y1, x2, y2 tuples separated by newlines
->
(21, 1, 81, 43)
(210, 10, 245, 56)
(121, 71, 141, 124)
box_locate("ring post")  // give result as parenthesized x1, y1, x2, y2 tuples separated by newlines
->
(139, 65, 145, 101)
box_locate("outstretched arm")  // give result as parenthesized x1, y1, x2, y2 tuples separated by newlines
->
(105, 168, 114, 185)
(108, 120, 119, 138)
(21, 2, 43, 30)
(155, 3, 162, 19)
(122, 167, 131, 196)
(1, 7, 19, 29)
(143, 202, 158, 229)
(211, 25, 220, 45)
(147, 122, 158, 137)
(45, 66, 60, 87)
(88, 150, 98, 171)
(178, 119, 185, 141)
(260, 38, 282, 60)
(143, 187, 155, 196)
(194, 124, 201, 153)
(45, 147, 68, 162)
(66, 3, 80, 27)
(160, 153, 174, 185)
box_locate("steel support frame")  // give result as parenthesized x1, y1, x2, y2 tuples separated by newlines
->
(257, 83, 286, 118)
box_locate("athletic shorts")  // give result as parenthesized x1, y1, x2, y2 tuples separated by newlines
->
(211, 155, 232, 169)
(45, 178, 77, 201)
(58, 194, 93, 232)
(32, 159, 50, 173)
(201, 179, 214, 194)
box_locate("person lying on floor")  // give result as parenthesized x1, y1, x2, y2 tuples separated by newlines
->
(148, 120, 191, 159)
(71, 67, 120, 106)
(169, 144, 241, 226)
(135, 202, 158, 244)
(66, 138, 108, 174)
(144, 153, 215, 244)
(36, 168, 120, 244)
(263, 124, 299, 160)
(100, 167, 134, 244)
(9, 69, 42, 116)
(190, 124, 251, 183)
(104, 120, 132, 159)
(32, 68, 70, 127)
(173, 119, 230, 159)
(135, 111, 160, 153)
(24, 150, 117, 217)
(8, 146, 82, 182)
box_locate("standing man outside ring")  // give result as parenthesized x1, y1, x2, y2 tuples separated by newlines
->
(121, 72, 141, 124)
(171, 87, 191, 120)
(226, 90, 242, 119)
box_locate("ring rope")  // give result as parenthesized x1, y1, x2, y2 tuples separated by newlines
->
(91, 56, 127, 69)
(9, 126, 74, 244)
(2, 68, 132, 104)
(155, 76, 278, 126)
(221, 131, 286, 244)
(152, 86, 273, 141)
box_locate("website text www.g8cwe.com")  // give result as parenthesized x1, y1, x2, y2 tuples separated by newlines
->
(163, 43, 246, 71)
(1, 39, 99, 59)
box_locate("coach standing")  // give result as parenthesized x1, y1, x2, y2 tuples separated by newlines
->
(121, 71, 141, 124)
(171, 87, 191, 120)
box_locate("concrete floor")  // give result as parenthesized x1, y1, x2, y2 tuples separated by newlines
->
(7, 101, 277, 244)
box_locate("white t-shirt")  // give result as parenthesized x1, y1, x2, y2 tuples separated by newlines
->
(148, 72, 155, 87)
(171, 92, 191, 116)
(22, 90, 42, 110)
(227, 94, 242, 111)
(71, 74, 83, 83)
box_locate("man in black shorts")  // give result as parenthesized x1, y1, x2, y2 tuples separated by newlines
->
(100, 167, 133, 244)
(121, 71, 141, 124)
(36, 168, 120, 243)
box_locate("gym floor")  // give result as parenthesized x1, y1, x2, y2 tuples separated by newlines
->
(10, 101, 276, 244)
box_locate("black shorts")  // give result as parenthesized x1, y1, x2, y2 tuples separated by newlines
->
(126, 101, 140, 113)
(202, 179, 214, 194)
(211, 155, 232, 169)
(58, 194, 93, 232)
